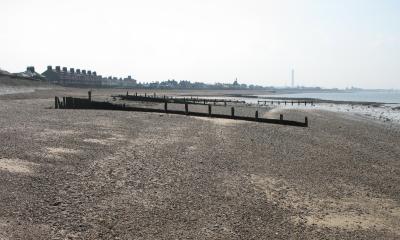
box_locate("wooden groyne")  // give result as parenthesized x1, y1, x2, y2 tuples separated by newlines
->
(55, 92, 309, 127)
(115, 92, 245, 106)
(258, 100, 314, 106)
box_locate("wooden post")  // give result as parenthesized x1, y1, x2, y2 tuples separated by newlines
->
(145, 93, 147, 97)
(55, 97, 58, 109)
(280, 114, 283, 121)
(291, 101, 293, 106)
(285, 101, 287, 106)
(208, 104, 212, 116)
(135, 92, 138, 96)
(271, 101, 274, 105)
(185, 103, 189, 115)
(305, 117, 308, 127)
(88, 91, 91, 101)
(126, 91, 129, 96)
(204, 100, 206, 105)
(231, 107, 235, 117)
(164, 102, 168, 113)
(63, 97, 66, 108)
(154, 92, 156, 98)
(255, 110, 259, 120)
(224, 101, 227, 107)
(298, 101, 300, 105)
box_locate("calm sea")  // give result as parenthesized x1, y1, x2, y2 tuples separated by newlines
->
(257, 91, 400, 104)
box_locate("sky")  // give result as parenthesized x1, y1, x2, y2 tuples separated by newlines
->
(1, 0, 400, 89)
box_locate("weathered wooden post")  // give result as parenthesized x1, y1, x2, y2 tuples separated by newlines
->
(214, 100, 216, 106)
(135, 92, 138, 96)
(63, 97, 66, 108)
(298, 101, 300, 105)
(185, 103, 189, 115)
(126, 91, 129, 96)
(224, 101, 227, 107)
(204, 100, 206, 105)
(231, 107, 235, 117)
(280, 114, 283, 121)
(154, 92, 156, 98)
(305, 101, 307, 106)
(145, 93, 147, 97)
(208, 104, 212, 116)
(285, 101, 287, 106)
(291, 101, 294, 106)
(88, 91, 92, 101)
(255, 110, 259, 120)
(55, 97, 58, 109)
(164, 102, 168, 113)
(305, 117, 308, 127)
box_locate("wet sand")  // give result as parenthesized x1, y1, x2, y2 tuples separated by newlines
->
(0, 87, 399, 239)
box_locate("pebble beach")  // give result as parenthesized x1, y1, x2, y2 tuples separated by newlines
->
(0, 79, 400, 239)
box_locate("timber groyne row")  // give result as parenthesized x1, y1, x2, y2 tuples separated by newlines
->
(114, 92, 245, 106)
(54, 92, 309, 127)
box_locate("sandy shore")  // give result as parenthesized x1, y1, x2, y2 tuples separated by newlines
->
(0, 87, 399, 239)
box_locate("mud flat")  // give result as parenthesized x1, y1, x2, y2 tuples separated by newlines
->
(0, 88, 399, 239)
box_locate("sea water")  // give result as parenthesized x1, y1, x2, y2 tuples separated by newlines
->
(257, 90, 400, 104)
(254, 90, 400, 125)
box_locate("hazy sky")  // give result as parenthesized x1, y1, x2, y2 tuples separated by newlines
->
(1, 0, 399, 89)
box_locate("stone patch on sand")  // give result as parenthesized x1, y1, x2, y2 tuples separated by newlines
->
(263, 109, 282, 119)
(194, 117, 243, 126)
(39, 129, 77, 138)
(83, 138, 110, 145)
(0, 158, 38, 174)
(46, 147, 80, 159)
(251, 174, 400, 234)
(107, 133, 127, 141)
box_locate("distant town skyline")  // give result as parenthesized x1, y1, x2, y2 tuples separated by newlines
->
(1, 0, 400, 89)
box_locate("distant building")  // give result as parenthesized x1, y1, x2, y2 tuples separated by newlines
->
(41, 65, 137, 87)
(16, 66, 45, 80)
(42, 66, 102, 86)
(123, 76, 137, 87)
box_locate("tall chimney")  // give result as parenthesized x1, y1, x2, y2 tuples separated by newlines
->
(47, 66, 52, 70)
(27, 66, 35, 72)
(70, 68, 75, 73)
(87, 70, 92, 75)
(82, 70, 87, 75)
(56, 66, 61, 72)
(76, 69, 81, 74)
(93, 71, 97, 76)
(62, 67, 68, 72)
